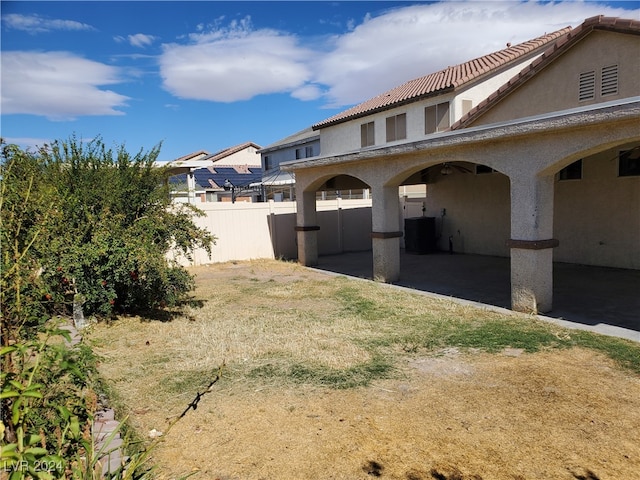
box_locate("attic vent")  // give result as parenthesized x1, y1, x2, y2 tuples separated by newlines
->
(579, 71, 595, 101)
(601, 64, 618, 96)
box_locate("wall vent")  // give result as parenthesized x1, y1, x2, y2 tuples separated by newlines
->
(579, 71, 595, 101)
(601, 65, 619, 96)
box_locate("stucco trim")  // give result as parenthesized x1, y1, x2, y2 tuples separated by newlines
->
(371, 231, 404, 239)
(506, 238, 560, 250)
(295, 225, 321, 231)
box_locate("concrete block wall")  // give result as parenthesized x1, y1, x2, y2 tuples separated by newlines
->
(169, 199, 373, 266)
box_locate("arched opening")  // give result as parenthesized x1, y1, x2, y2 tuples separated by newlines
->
(315, 174, 370, 201)
(403, 161, 510, 256)
(314, 160, 515, 308)
(548, 141, 640, 329)
(302, 173, 374, 259)
(553, 141, 640, 269)
(385, 161, 513, 307)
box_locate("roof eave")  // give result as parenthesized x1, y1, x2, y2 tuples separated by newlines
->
(258, 134, 320, 154)
(312, 87, 455, 130)
(453, 17, 640, 130)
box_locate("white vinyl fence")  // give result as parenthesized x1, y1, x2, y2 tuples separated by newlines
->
(169, 199, 374, 266)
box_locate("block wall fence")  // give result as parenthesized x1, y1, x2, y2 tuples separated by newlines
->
(169, 198, 428, 266)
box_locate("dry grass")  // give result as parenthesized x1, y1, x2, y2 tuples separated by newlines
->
(87, 259, 640, 480)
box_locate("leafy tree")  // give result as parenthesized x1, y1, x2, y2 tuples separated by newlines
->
(1, 142, 56, 342)
(1, 136, 215, 335)
(1, 136, 215, 470)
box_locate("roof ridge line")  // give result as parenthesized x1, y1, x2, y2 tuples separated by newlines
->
(451, 15, 640, 130)
(313, 25, 572, 129)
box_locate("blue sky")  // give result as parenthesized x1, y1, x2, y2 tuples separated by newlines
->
(2, 1, 639, 161)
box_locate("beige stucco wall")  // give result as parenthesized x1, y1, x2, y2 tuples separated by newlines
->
(169, 199, 373, 266)
(417, 144, 639, 269)
(472, 31, 640, 126)
(319, 91, 451, 156)
(554, 144, 640, 269)
(215, 145, 262, 166)
(422, 165, 511, 256)
(318, 51, 549, 157)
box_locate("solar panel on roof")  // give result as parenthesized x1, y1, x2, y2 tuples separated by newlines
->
(191, 167, 263, 189)
(168, 174, 188, 184)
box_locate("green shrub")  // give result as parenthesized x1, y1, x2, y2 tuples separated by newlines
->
(0, 326, 95, 478)
(1, 136, 215, 323)
(0, 136, 216, 477)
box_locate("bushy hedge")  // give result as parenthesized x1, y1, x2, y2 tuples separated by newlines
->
(1, 136, 215, 475)
(1, 136, 215, 337)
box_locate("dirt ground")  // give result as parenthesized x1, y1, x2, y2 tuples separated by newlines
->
(141, 349, 638, 480)
(91, 262, 640, 480)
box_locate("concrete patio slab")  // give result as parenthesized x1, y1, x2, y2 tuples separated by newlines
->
(312, 251, 640, 342)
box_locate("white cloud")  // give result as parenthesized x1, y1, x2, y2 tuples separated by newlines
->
(1, 51, 130, 120)
(7, 1, 635, 119)
(158, 1, 639, 108)
(128, 33, 158, 48)
(160, 17, 312, 102)
(114, 33, 158, 48)
(291, 84, 323, 102)
(2, 13, 94, 33)
(314, 1, 640, 107)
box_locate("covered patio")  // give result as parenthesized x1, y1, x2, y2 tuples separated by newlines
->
(286, 100, 640, 317)
(313, 250, 640, 342)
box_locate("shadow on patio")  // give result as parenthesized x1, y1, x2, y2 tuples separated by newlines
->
(313, 251, 640, 338)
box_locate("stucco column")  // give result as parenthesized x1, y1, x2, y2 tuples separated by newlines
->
(371, 184, 402, 282)
(509, 174, 558, 313)
(295, 190, 319, 266)
(187, 170, 196, 204)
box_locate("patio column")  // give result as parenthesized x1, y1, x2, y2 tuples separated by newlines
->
(508, 174, 558, 313)
(371, 184, 402, 282)
(295, 190, 319, 266)
(187, 170, 196, 204)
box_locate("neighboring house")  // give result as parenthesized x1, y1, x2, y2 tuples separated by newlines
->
(202, 141, 262, 167)
(258, 123, 423, 201)
(281, 15, 640, 315)
(165, 142, 263, 203)
(257, 127, 320, 201)
(159, 150, 213, 204)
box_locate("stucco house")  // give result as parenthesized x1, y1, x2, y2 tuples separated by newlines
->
(281, 15, 640, 315)
(166, 142, 263, 203)
(257, 127, 319, 201)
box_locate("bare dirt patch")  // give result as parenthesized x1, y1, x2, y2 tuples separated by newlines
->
(88, 260, 640, 480)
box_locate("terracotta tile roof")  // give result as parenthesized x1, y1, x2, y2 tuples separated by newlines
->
(204, 141, 262, 163)
(452, 15, 640, 130)
(312, 26, 572, 130)
(172, 150, 210, 163)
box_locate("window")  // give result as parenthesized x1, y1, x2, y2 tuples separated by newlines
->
(264, 156, 273, 171)
(579, 71, 596, 101)
(558, 159, 582, 180)
(361, 121, 375, 147)
(425, 102, 450, 134)
(601, 65, 618, 96)
(619, 149, 640, 177)
(296, 146, 314, 159)
(386, 113, 407, 142)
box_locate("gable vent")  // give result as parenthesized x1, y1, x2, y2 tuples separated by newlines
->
(601, 65, 619, 96)
(579, 71, 596, 101)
